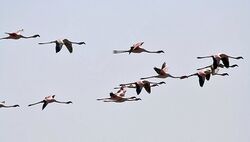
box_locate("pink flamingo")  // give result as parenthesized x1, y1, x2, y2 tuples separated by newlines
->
(0, 29, 40, 40)
(113, 42, 164, 54)
(28, 95, 72, 110)
(197, 53, 243, 69)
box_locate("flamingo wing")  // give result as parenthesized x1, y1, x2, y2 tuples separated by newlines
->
(143, 81, 151, 94)
(198, 75, 205, 87)
(63, 39, 73, 53)
(221, 57, 229, 68)
(161, 62, 168, 73)
(42, 102, 48, 110)
(136, 83, 143, 95)
(205, 73, 211, 81)
(154, 67, 162, 75)
(55, 42, 63, 53)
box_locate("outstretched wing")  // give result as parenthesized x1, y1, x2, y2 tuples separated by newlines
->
(205, 73, 211, 81)
(42, 102, 48, 110)
(161, 62, 168, 73)
(154, 67, 162, 75)
(143, 81, 151, 94)
(198, 75, 205, 87)
(221, 57, 229, 68)
(55, 42, 63, 53)
(63, 39, 73, 53)
(135, 83, 143, 95)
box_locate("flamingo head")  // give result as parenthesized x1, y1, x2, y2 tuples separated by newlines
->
(157, 50, 164, 53)
(66, 101, 73, 104)
(222, 73, 229, 76)
(33, 34, 40, 38)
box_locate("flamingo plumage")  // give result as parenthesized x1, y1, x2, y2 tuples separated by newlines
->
(117, 80, 166, 95)
(113, 42, 164, 54)
(0, 29, 40, 40)
(197, 53, 243, 69)
(97, 86, 141, 103)
(141, 62, 184, 79)
(28, 95, 72, 110)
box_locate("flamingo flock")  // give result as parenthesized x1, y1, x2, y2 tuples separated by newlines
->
(0, 29, 244, 109)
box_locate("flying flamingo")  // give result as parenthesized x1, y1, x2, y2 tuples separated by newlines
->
(28, 95, 72, 110)
(39, 39, 85, 53)
(197, 53, 243, 69)
(113, 42, 164, 54)
(141, 62, 184, 79)
(197, 63, 238, 75)
(0, 101, 19, 108)
(116, 80, 166, 95)
(181, 68, 229, 87)
(0, 29, 40, 40)
(97, 86, 141, 103)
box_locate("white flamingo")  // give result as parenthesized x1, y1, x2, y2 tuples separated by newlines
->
(0, 29, 40, 40)
(28, 95, 72, 110)
(39, 39, 85, 53)
(197, 53, 243, 69)
(113, 42, 164, 54)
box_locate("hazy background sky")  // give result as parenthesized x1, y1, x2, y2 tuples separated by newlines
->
(0, 0, 249, 142)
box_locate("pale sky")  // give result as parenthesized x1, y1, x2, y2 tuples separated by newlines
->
(0, 0, 249, 142)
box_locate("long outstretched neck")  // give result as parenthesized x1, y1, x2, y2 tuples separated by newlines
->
(120, 82, 135, 86)
(214, 73, 229, 76)
(4, 105, 19, 108)
(197, 65, 213, 70)
(197, 55, 213, 59)
(228, 56, 244, 60)
(187, 73, 198, 78)
(28, 101, 44, 106)
(144, 49, 164, 54)
(55, 100, 72, 104)
(71, 41, 85, 45)
(113, 50, 130, 54)
(229, 64, 239, 68)
(97, 98, 111, 101)
(38, 41, 56, 44)
(126, 97, 141, 101)
(141, 76, 157, 80)
(168, 74, 182, 79)
(21, 35, 39, 39)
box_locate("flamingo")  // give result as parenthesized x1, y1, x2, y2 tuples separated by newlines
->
(28, 95, 72, 110)
(197, 53, 243, 69)
(181, 68, 229, 87)
(38, 39, 85, 53)
(197, 63, 238, 75)
(116, 80, 166, 95)
(141, 62, 184, 79)
(113, 42, 164, 54)
(97, 86, 141, 103)
(0, 29, 40, 40)
(0, 101, 19, 108)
